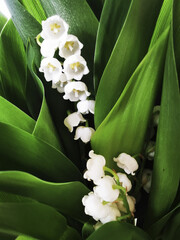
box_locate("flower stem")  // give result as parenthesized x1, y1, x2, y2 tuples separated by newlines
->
(117, 213, 132, 222)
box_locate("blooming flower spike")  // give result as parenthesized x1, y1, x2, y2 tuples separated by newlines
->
(64, 112, 86, 132)
(63, 55, 89, 80)
(83, 150, 106, 183)
(59, 34, 83, 59)
(74, 126, 95, 143)
(39, 57, 62, 83)
(41, 15, 69, 40)
(113, 153, 138, 175)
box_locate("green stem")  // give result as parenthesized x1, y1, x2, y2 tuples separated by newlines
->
(117, 213, 132, 222)
(104, 166, 131, 215)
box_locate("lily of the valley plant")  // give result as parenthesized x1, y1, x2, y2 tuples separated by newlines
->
(0, 0, 179, 240)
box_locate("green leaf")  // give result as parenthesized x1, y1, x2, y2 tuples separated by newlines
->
(0, 201, 67, 240)
(0, 122, 82, 182)
(87, 222, 151, 240)
(5, 0, 41, 67)
(91, 28, 169, 168)
(95, 0, 164, 127)
(16, 236, 38, 240)
(0, 171, 89, 222)
(19, 0, 46, 23)
(0, 12, 7, 32)
(0, 20, 28, 113)
(39, 0, 98, 93)
(160, 209, 180, 239)
(27, 42, 63, 152)
(145, 24, 180, 226)
(0, 96, 35, 133)
(147, 204, 180, 238)
(94, 0, 131, 91)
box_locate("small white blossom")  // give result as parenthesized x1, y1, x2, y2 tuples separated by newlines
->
(41, 15, 69, 40)
(114, 153, 138, 175)
(142, 169, 152, 193)
(83, 150, 106, 183)
(63, 82, 90, 102)
(39, 57, 62, 83)
(77, 100, 95, 114)
(64, 112, 86, 132)
(52, 73, 70, 93)
(63, 55, 89, 80)
(82, 192, 120, 224)
(153, 105, 160, 126)
(146, 141, 155, 161)
(59, 34, 83, 59)
(94, 176, 119, 202)
(40, 39, 59, 58)
(117, 173, 132, 192)
(74, 126, 95, 143)
(117, 195, 136, 213)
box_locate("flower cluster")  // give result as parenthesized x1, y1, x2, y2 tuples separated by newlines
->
(82, 151, 138, 224)
(37, 15, 95, 143)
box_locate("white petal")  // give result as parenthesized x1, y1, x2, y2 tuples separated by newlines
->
(59, 34, 83, 59)
(41, 15, 69, 40)
(64, 112, 86, 132)
(77, 100, 95, 114)
(117, 173, 132, 192)
(63, 55, 89, 80)
(41, 39, 59, 57)
(74, 126, 95, 143)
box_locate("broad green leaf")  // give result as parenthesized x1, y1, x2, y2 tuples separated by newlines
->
(0, 122, 82, 182)
(40, 0, 98, 93)
(161, 209, 180, 239)
(149, 0, 173, 49)
(145, 25, 180, 226)
(173, 0, 180, 77)
(0, 12, 7, 32)
(147, 204, 180, 238)
(5, 0, 41, 67)
(16, 236, 38, 240)
(95, 0, 164, 127)
(94, 0, 131, 91)
(19, 0, 46, 23)
(0, 171, 89, 222)
(91, 28, 169, 168)
(27, 42, 63, 151)
(0, 201, 67, 240)
(87, 222, 151, 240)
(0, 96, 35, 133)
(0, 20, 28, 113)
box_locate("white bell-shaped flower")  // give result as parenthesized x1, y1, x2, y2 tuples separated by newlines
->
(94, 176, 119, 202)
(74, 126, 95, 143)
(83, 150, 106, 183)
(142, 169, 152, 193)
(77, 100, 95, 114)
(39, 57, 62, 82)
(82, 192, 120, 224)
(40, 39, 59, 58)
(52, 73, 70, 93)
(64, 112, 86, 132)
(63, 82, 90, 102)
(117, 195, 136, 213)
(41, 15, 69, 40)
(100, 203, 121, 224)
(113, 153, 138, 175)
(63, 55, 89, 80)
(59, 34, 83, 59)
(117, 173, 132, 192)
